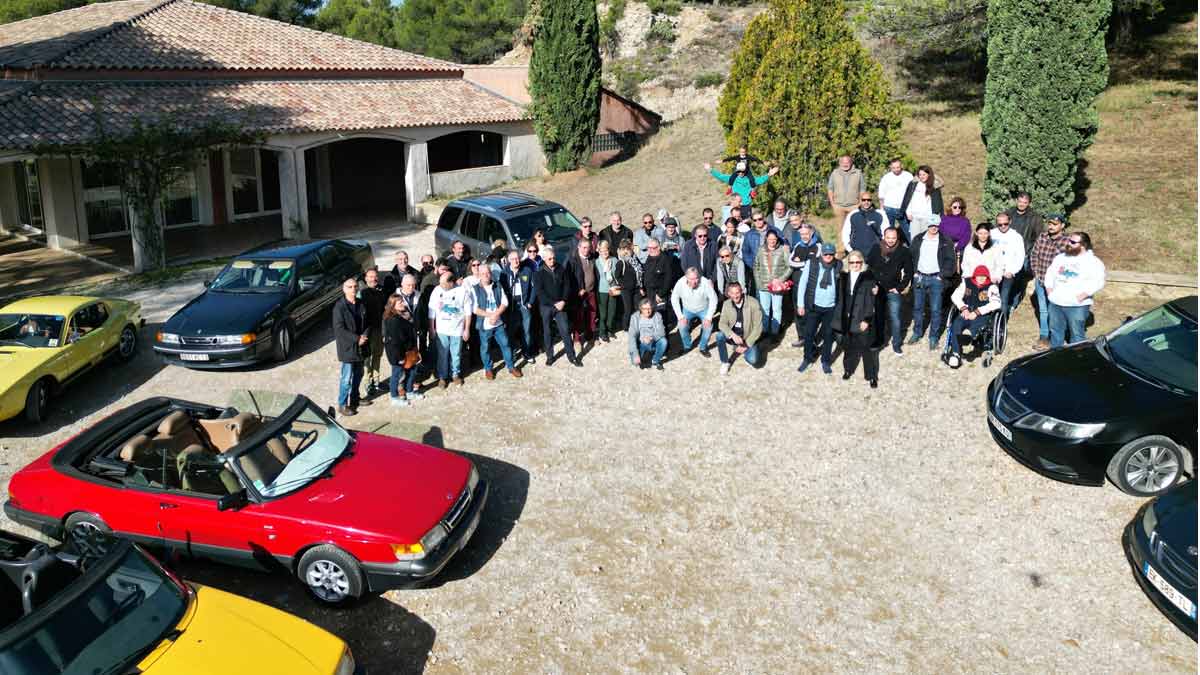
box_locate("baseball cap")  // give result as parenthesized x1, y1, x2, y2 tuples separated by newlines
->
(821, 243, 836, 255)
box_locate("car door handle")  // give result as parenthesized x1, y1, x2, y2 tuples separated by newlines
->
(159, 502, 178, 509)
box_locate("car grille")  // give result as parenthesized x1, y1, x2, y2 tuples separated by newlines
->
(443, 485, 472, 530)
(1156, 538, 1198, 589)
(181, 336, 219, 346)
(993, 386, 1030, 423)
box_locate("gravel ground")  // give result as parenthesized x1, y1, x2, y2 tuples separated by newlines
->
(0, 233, 1193, 673)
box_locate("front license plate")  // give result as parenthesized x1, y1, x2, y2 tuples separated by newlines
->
(988, 411, 1013, 441)
(180, 353, 210, 362)
(1144, 562, 1197, 619)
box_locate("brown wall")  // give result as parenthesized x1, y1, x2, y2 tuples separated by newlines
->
(597, 90, 659, 136)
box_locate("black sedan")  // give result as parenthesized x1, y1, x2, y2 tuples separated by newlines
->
(154, 239, 372, 368)
(1124, 480, 1196, 640)
(987, 296, 1197, 497)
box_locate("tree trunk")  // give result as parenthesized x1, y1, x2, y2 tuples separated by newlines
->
(130, 207, 165, 273)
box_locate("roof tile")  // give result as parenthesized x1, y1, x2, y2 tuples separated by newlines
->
(0, 0, 162, 68)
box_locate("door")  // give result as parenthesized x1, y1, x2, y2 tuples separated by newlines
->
(435, 206, 463, 254)
(479, 215, 507, 252)
(60, 310, 94, 378)
(457, 210, 487, 258)
(315, 245, 347, 310)
(290, 253, 325, 328)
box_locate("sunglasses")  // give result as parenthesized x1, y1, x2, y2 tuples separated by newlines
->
(1068, 239, 1082, 245)
(720, 254, 732, 260)
(753, 217, 764, 222)
(703, 215, 713, 220)
(860, 198, 872, 203)
(951, 205, 962, 210)
(696, 233, 708, 238)
(848, 260, 864, 265)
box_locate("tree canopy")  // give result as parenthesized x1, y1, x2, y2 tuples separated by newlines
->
(528, 0, 601, 172)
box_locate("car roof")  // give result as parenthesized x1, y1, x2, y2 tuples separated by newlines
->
(448, 191, 559, 217)
(0, 295, 96, 315)
(1168, 295, 1197, 320)
(238, 239, 335, 260)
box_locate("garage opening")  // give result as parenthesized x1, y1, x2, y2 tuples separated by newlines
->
(306, 138, 407, 236)
(428, 130, 504, 173)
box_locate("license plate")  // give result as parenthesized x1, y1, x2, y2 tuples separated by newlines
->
(988, 411, 1013, 441)
(180, 353, 210, 362)
(1144, 562, 1197, 619)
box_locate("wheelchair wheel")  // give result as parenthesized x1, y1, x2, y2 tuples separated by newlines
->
(992, 310, 1008, 355)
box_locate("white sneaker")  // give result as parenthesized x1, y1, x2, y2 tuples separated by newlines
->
(389, 396, 409, 407)
(406, 391, 424, 401)
(720, 363, 731, 376)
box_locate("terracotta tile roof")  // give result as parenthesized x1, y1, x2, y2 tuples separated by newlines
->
(0, 79, 530, 149)
(0, 0, 163, 69)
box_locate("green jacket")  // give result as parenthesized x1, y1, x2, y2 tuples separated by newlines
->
(753, 244, 791, 290)
(718, 295, 764, 348)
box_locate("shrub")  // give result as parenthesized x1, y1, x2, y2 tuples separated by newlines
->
(694, 72, 725, 88)
(645, 0, 681, 16)
(644, 17, 676, 44)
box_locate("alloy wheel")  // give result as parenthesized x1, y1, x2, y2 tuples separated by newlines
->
(119, 328, 136, 357)
(1125, 445, 1179, 494)
(305, 559, 350, 602)
(69, 521, 110, 562)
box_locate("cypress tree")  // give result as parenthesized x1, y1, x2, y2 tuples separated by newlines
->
(716, 11, 777, 134)
(981, 0, 1111, 217)
(528, 0, 601, 173)
(721, 0, 906, 213)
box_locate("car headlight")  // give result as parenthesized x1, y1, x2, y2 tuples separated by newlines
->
(157, 332, 181, 344)
(334, 648, 356, 675)
(214, 333, 256, 345)
(1141, 503, 1159, 536)
(1013, 413, 1105, 439)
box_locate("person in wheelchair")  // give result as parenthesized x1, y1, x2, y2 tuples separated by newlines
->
(943, 265, 1001, 369)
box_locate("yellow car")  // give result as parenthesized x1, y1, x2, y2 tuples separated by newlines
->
(0, 295, 143, 423)
(0, 531, 360, 674)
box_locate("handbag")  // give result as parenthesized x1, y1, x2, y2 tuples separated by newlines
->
(767, 279, 794, 294)
(402, 347, 421, 369)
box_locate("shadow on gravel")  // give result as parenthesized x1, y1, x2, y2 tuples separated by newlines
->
(174, 559, 436, 673)
(419, 426, 530, 587)
(0, 321, 167, 440)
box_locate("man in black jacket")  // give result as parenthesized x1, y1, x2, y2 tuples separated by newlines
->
(599, 212, 632, 252)
(641, 239, 677, 328)
(446, 240, 473, 282)
(383, 250, 419, 297)
(680, 225, 718, 289)
(332, 276, 369, 417)
(533, 247, 582, 367)
(866, 227, 914, 354)
(907, 220, 957, 350)
(359, 267, 389, 397)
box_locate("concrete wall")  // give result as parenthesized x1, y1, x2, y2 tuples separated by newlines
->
(429, 165, 513, 196)
(460, 66, 533, 104)
(0, 163, 17, 233)
(38, 157, 83, 249)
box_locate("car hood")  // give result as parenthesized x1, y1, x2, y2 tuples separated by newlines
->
(164, 291, 287, 335)
(0, 348, 51, 393)
(1001, 342, 1181, 422)
(269, 431, 473, 544)
(141, 585, 344, 674)
(1154, 480, 1198, 552)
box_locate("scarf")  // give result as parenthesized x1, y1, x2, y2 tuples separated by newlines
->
(819, 261, 834, 289)
(879, 239, 899, 259)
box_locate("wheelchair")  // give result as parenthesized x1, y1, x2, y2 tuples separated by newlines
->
(942, 308, 1007, 369)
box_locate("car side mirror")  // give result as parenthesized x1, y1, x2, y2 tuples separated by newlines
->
(1122, 315, 1133, 325)
(299, 276, 320, 291)
(217, 490, 249, 512)
(327, 405, 337, 419)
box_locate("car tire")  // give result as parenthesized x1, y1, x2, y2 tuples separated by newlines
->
(273, 322, 293, 362)
(63, 512, 114, 563)
(117, 324, 138, 362)
(297, 545, 364, 605)
(23, 378, 51, 424)
(1106, 435, 1186, 497)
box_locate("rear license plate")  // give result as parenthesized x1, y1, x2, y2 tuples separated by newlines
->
(1144, 562, 1197, 619)
(180, 353, 210, 362)
(988, 411, 1013, 441)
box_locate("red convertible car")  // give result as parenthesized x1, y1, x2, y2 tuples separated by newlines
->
(5, 391, 487, 605)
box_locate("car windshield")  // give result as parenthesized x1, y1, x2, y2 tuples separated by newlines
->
(505, 208, 581, 244)
(0, 546, 188, 675)
(0, 313, 65, 348)
(229, 391, 351, 499)
(209, 259, 295, 293)
(1104, 304, 1197, 394)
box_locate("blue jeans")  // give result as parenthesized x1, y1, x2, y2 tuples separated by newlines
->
(756, 290, 783, 334)
(884, 207, 908, 243)
(479, 323, 516, 373)
(947, 313, 991, 355)
(884, 291, 904, 348)
(389, 364, 417, 397)
(677, 309, 714, 351)
(509, 303, 535, 356)
(713, 332, 759, 366)
(1033, 279, 1050, 339)
(802, 305, 836, 365)
(1048, 303, 1089, 348)
(910, 274, 944, 345)
(1002, 270, 1030, 316)
(632, 337, 668, 365)
(436, 333, 463, 380)
(337, 361, 364, 408)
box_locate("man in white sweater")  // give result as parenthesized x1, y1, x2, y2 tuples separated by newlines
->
(671, 267, 719, 356)
(877, 158, 913, 241)
(1044, 232, 1105, 348)
(990, 212, 1026, 317)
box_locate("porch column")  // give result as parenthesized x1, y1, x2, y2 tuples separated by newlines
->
(315, 145, 333, 211)
(38, 157, 83, 250)
(0, 163, 17, 234)
(404, 141, 430, 223)
(278, 148, 309, 239)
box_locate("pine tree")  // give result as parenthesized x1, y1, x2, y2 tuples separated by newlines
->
(720, 0, 906, 213)
(716, 11, 777, 133)
(980, 0, 1111, 217)
(528, 0, 601, 173)
(394, 0, 526, 64)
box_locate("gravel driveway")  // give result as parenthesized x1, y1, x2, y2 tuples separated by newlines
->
(0, 234, 1192, 673)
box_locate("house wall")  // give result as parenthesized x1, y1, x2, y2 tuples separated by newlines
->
(0, 163, 17, 233)
(38, 157, 83, 249)
(598, 90, 659, 136)
(459, 66, 533, 104)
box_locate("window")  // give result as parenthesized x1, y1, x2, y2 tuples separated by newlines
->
(164, 169, 200, 227)
(459, 211, 482, 240)
(480, 215, 506, 246)
(81, 161, 129, 237)
(68, 303, 108, 342)
(296, 254, 322, 291)
(437, 206, 463, 230)
(427, 131, 504, 173)
(227, 148, 281, 218)
(316, 245, 340, 272)
(13, 160, 43, 229)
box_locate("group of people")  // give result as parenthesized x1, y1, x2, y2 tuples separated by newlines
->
(327, 154, 1105, 414)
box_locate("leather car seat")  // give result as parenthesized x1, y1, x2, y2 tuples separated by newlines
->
(197, 413, 263, 453)
(238, 445, 286, 489)
(153, 411, 205, 456)
(118, 435, 153, 464)
(176, 445, 239, 495)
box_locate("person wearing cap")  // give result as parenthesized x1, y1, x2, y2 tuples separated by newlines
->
(906, 216, 957, 350)
(990, 211, 1026, 317)
(943, 265, 1002, 368)
(633, 213, 665, 262)
(796, 243, 841, 374)
(866, 226, 913, 354)
(1028, 213, 1070, 350)
(660, 217, 685, 260)
(1044, 231, 1105, 349)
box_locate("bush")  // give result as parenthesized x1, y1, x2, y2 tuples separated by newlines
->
(599, 0, 626, 54)
(694, 72, 725, 88)
(607, 60, 651, 99)
(644, 0, 681, 16)
(644, 17, 676, 44)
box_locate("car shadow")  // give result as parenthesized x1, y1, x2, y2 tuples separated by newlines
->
(417, 426, 530, 588)
(173, 558, 436, 674)
(0, 321, 168, 439)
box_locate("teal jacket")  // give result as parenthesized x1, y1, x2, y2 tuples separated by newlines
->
(709, 169, 770, 204)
